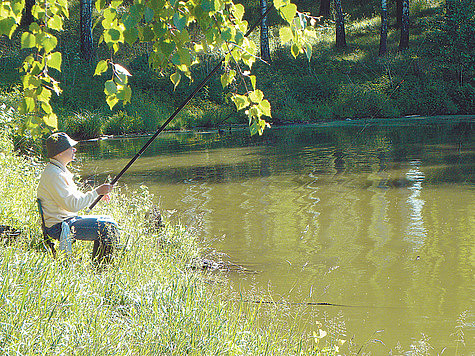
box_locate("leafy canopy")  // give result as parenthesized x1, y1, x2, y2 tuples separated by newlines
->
(0, 0, 316, 136)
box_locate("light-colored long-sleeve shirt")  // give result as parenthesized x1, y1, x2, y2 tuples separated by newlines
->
(37, 158, 98, 228)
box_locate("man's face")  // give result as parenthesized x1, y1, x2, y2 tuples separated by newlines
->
(55, 146, 76, 164)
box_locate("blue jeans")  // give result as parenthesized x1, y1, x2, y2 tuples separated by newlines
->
(47, 215, 119, 261)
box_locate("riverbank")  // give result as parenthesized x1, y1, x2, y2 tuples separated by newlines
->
(0, 130, 340, 354)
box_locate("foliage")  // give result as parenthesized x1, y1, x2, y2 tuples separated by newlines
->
(59, 110, 103, 139)
(102, 110, 146, 135)
(1, 0, 318, 138)
(440, 0, 475, 84)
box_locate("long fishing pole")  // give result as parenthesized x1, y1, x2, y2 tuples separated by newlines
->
(89, 4, 275, 210)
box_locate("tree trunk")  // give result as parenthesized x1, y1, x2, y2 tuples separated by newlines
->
(260, 0, 271, 63)
(80, 0, 94, 62)
(334, 0, 347, 49)
(398, 0, 409, 50)
(395, 0, 403, 28)
(20, 0, 35, 28)
(379, 0, 389, 55)
(319, 0, 331, 18)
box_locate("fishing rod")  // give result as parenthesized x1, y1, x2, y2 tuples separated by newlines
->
(89, 4, 275, 210)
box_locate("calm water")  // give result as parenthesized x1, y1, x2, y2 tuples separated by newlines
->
(80, 118, 474, 354)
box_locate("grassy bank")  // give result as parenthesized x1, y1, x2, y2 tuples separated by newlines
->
(0, 0, 473, 139)
(0, 128, 346, 354)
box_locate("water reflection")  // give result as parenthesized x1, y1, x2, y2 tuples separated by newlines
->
(79, 119, 474, 353)
(405, 160, 426, 248)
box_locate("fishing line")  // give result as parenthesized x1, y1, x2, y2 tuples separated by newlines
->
(234, 299, 408, 309)
(88, 4, 275, 210)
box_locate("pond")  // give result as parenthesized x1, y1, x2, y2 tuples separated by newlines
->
(79, 117, 474, 354)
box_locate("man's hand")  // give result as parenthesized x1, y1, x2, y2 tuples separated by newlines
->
(96, 183, 114, 196)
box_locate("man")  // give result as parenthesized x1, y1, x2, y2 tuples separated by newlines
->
(37, 132, 119, 262)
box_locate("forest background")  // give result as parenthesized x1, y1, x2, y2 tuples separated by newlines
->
(0, 0, 474, 141)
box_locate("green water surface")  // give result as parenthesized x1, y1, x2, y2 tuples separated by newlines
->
(80, 117, 474, 354)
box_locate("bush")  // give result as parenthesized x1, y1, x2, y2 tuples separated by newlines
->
(102, 110, 146, 135)
(333, 82, 400, 119)
(451, 83, 475, 114)
(59, 110, 104, 140)
(392, 77, 459, 115)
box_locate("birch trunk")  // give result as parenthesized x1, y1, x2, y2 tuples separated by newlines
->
(334, 0, 347, 49)
(399, 0, 409, 50)
(379, 0, 389, 55)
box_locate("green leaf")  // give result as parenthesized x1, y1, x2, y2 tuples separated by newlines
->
(305, 43, 312, 61)
(24, 97, 36, 112)
(41, 101, 53, 114)
(94, 60, 109, 76)
(220, 70, 236, 88)
(21, 33, 36, 49)
(291, 43, 299, 58)
(108, 28, 121, 41)
(221, 28, 232, 41)
(144, 6, 154, 23)
(47, 52, 62, 71)
(249, 89, 264, 103)
(38, 87, 52, 103)
(123, 85, 132, 103)
(106, 94, 119, 110)
(201, 0, 216, 13)
(279, 27, 293, 44)
(273, 0, 287, 9)
(232, 94, 249, 110)
(103, 8, 117, 23)
(258, 99, 271, 117)
(170, 72, 181, 90)
(250, 119, 259, 136)
(233, 4, 245, 20)
(38, 34, 58, 53)
(0, 18, 17, 39)
(173, 13, 187, 32)
(104, 80, 117, 95)
(280, 3, 297, 24)
(250, 75, 256, 90)
(95, 0, 106, 12)
(124, 27, 139, 45)
(48, 15, 63, 31)
(43, 113, 58, 128)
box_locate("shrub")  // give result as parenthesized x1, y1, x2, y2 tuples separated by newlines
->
(392, 77, 459, 115)
(59, 110, 104, 140)
(333, 82, 400, 119)
(451, 83, 475, 114)
(102, 110, 146, 135)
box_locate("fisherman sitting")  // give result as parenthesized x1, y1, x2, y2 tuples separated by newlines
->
(37, 132, 119, 263)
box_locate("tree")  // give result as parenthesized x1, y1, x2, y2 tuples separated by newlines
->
(319, 0, 331, 18)
(80, 0, 94, 61)
(20, 0, 35, 28)
(443, 0, 475, 85)
(399, 0, 409, 50)
(1, 0, 317, 137)
(334, 0, 346, 49)
(260, 0, 271, 63)
(395, 0, 402, 28)
(379, 0, 388, 55)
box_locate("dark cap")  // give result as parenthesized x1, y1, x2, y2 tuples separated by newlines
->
(46, 132, 78, 158)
